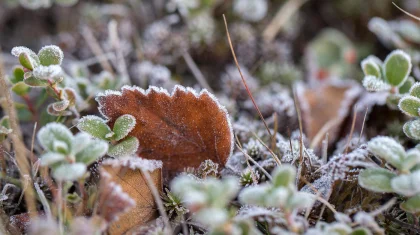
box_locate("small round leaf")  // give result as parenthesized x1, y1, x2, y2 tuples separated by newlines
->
(358, 168, 396, 193)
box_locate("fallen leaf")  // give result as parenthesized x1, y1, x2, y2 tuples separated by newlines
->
(96, 85, 233, 179)
(296, 81, 362, 149)
(100, 157, 163, 235)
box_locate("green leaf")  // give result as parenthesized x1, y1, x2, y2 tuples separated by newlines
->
(10, 67, 25, 84)
(272, 165, 296, 188)
(351, 227, 372, 235)
(37, 123, 73, 153)
(38, 45, 64, 66)
(399, 77, 415, 94)
(391, 170, 420, 197)
(402, 149, 420, 172)
(0, 116, 10, 129)
(367, 136, 406, 170)
(410, 82, 420, 98)
(75, 139, 108, 165)
(386, 94, 402, 109)
(401, 194, 420, 213)
(399, 96, 420, 117)
(361, 57, 381, 78)
(40, 152, 66, 166)
(11, 82, 30, 96)
(52, 163, 86, 181)
(108, 136, 139, 157)
(383, 50, 412, 87)
(11, 47, 40, 70)
(358, 168, 396, 193)
(403, 120, 420, 140)
(24, 73, 49, 87)
(112, 114, 136, 141)
(77, 115, 112, 140)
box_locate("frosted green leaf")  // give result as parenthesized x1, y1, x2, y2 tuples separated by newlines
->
(37, 123, 73, 152)
(362, 75, 390, 92)
(383, 50, 412, 87)
(403, 120, 420, 140)
(11, 82, 30, 96)
(358, 168, 396, 193)
(399, 77, 415, 94)
(401, 149, 420, 172)
(108, 136, 139, 157)
(399, 96, 420, 117)
(11, 47, 40, 70)
(409, 82, 420, 98)
(53, 140, 69, 154)
(367, 136, 406, 170)
(75, 139, 108, 165)
(40, 152, 66, 166)
(113, 114, 136, 141)
(47, 105, 72, 117)
(361, 57, 381, 78)
(239, 184, 270, 206)
(77, 115, 112, 140)
(72, 133, 92, 155)
(52, 163, 86, 181)
(401, 194, 420, 213)
(287, 192, 314, 210)
(265, 188, 289, 208)
(194, 208, 228, 227)
(351, 228, 372, 235)
(51, 99, 70, 112)
(272, 165, 296, 188)
(33, 65, 62, 81)
(391, 170, 420, 196)
(23, 73, 49, 87)
(38, 45, 64, 66)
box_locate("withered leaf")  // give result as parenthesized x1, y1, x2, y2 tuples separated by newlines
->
(296, 81, 362, 148)
(96, 85, 233, 179)
(100, 157, 163, 235)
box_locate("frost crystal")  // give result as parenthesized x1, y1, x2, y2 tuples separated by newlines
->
(102, 156, 163, 172)
(362, 75, 390, 92)
(33, 65, 62, 80)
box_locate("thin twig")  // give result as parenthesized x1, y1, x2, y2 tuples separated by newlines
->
(236, 143, 273, 181)
(251, 132, 281, 165)
(263, 0, 308, 42)
(393, 2, 420, 21)
(358, 107, 369, 145)
(344, 106, 357, 154)
(223, 15, 272, 138)
(140, 168, 172, 234)
(182, 51, 213, 92)
(0, 52, 37, 217)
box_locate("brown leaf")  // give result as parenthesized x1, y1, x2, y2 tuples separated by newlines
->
(96, 85, 233, 179)
(99, 157, 163, 235)
(296, 81, 362, 148)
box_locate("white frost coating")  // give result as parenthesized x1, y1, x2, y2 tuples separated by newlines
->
(361, 57, 381, 77)
(337, 82, 362, 118)
(362, 75, 391, 92)
(11, 46, 35, 57)
(33, 65, 62, 80)
(409, 82, 420, 96)
(354, 92, 387, 113)
(95, 85, 235, 160)
(383, 49, 412, 86)
(102, 156, 163, 172)
(233, 0, 268, 22)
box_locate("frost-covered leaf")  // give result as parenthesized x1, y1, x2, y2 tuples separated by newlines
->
(96, 85, 233, 179)
(195, 208, 229, 227)
(113, 114, 136, 141)
(362, 75, 390, 92)
(75, 139, 108, 165)
(361, 57, 381, 78)
(108, 136, 139, 158)
(351, 227, 372, 235)
(239, 184, 270, 206)
(101, 157, 162, 234)
(23, 73, 49, 87)
(409, 82, 420, 98)
(399, 77, 415, 94)
(51, 99, 70, 112)
(33, 65, 62, 81)
(71, 133, 92, 155)
(52, 163, 86, 181)
(40, 152, 66, 166)
(11, 82, 30, 96)
(402, 149, 420, 172)
(391, 170, 420, 197)
(358, 168, 396, 193)
(272, 165, 295, 188)
(287, 192, 314, 210)
(38, 45, 63, 66)
(403, 120, 420, 140)
(367, 136, 405, 170)
(11, 47, 40, 70)
(383, 50, 412, 87)
(47, 105, 72, 116)
(77, 115, 112, 140)
(37, 123, 73, 153)
(399, 96, 420, 117)
(400, 194, 420, 213)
